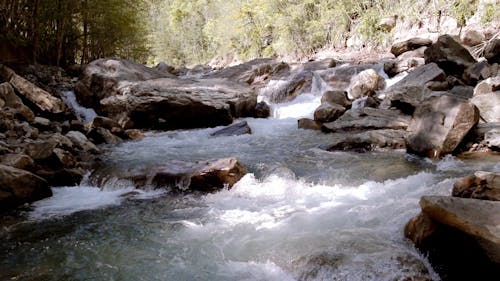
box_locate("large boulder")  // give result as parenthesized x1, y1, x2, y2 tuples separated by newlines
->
(0, 82, 35, 121)
(424, 35, 476, 77)
(380, 86, 433, 114)
(206, 58, 287, 85)
(322, 108, 410, 133)
(420, 196, 500, 264)
(99, 77, 257, 130)
(453, 171, 500, 201)
(471, 92, 500, 123)
(406, 95, 479, 158)
(0, 164, 52, 210)
(315, 64, 379, 92)
(390, 38, 433, 57)
(0, 64, 65, 114)
(94, 158, 246, 192)
(348, 69, 385, 99)
(389, 63, 446, 89)
(321, 90, 351, 108)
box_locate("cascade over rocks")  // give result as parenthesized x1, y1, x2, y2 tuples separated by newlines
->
(406, 95, 479, 158)
(93, 158, 246, 192)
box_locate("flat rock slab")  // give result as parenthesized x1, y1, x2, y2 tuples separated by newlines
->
(321, 129, 407, 152)
(390, 63, 445, 89)
(211, 121, 252, 137)
(97, 158, 247, 192)
(322, 108, 410, 132)
(421, 196, 500, 263)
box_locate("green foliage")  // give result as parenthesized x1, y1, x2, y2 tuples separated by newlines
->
(452, 0, 479, 26)
(481, 2, 499, 24)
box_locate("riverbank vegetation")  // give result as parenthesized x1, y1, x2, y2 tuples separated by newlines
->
(1, 0, 498, 66)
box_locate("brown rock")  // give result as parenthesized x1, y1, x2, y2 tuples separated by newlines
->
(391, 38, 433, 57)
(390, 63, 446, 89)
(87, 127, 122, 144)
(406, 95, 479, 158)
(24, 140, 58, 161)
(313, 103, 346, 123)
(348, 69, 385, 99)
(0, 82, 35, 121)
(404, 213, 438, 247)
(484, 39, 500, 64)
(254, 101, 271, 118)
(322, 108, 410, 133)
(298, 118, 322, 130)
(453, 171, 500, 201)
(460, 28, 485, 47)
(424, 34, 476, 76)
(471, 91, 500, 123)
(124, 129, 145, 140)
(92, 116, 121, 130)
(0, 154, 34, 170)
(0, 164, 52, 211)
(321, 90, 351, 108)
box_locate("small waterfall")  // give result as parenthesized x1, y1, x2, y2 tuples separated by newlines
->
(61, 90, 97, 122)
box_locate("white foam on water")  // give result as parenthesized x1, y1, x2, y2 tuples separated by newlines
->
(61, 90, 97, 122)
(218, 260, 295, 281)
(29, 186, 166, 220)
(272, 94, 321, 119)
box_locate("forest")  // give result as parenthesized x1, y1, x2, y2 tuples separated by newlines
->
(0, 0, 497, 66)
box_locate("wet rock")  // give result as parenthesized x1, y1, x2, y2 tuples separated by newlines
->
(210, 121, 252, 137)
(390, 63, 446, 89)
(207, 58, 286, 85)
(450, 85, 474, 99)
(0, 64, 65, 113)
(254, 101, 271, 118)
(348, 69, 385, 99)
(460, 28, 485, 47)
(124, 129, 145, 141)
(91, 116, 121, 130)
(0, 153, 34, 170)
(406, 95, 479, 158)
(322, 129, 407, 152)
(107, 158, 246, 192)
(484, 39, 500, 64)
(35, 167, 85, 187)
(391, 38, 433, 57)
(52, 148, 77, 168)
(313, 103, 346, 123)
(424, 35, 476, 76)
(404, 213, 438, 246)
(65, 131, 100, 154)
(298, 118, 322, 130)
(420, 196, 500, 263)
(471, 92, 500, 123)
(453, 171, 500, 201)
(321, 90, 351, 108)
(322, 108, 410, 133)
(87, 127, 122, 144)
(0, 164, 52, 211)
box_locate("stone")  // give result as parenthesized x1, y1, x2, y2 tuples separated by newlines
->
(98, 158, 246, 192)
(322, 108, 410, 133)
(390, 63, 445, 89)
(24, 140, 58, 161)
(471, 92, 500, 123)
(32, 117, 51, 130)
(313, 103, 346, 123)
(92, 116, 121, 130)
(254, 101, 271, 118)
(207, 58, 286, 85)
(460, 28, 485, 47)
(0, 82, 35, 121)
(390, 38, 433, 57)
(484, 127, 500, 150)
(321, 90, 351, 108)
(384, 56, 425, 77)
(210, 121, 252, 137)
(348, 69, 385, 99)
(464, 61, 490, 85)
(52, 148, 77, 168)
(322, 129, 408, 152)
(450, 85, 474, 99)
(474, 76, 500, 96)
(351, 96, 380, 109)
(315, 64, 379, 92)
(0, 153, 34, 170)
(0, 64, 66, 113)
(453, 171, 500, 201)
(424, 34, 476, 76)
(124, 129, 145, 140)
(66, 131, 100, 153)
(420, 196, 500, 263)
(380, 86, 433, 114)
(298, 118, 322, 130)
(0, 164, 52, 210)
(406, 95, 479, 158)
(484, 39, 500, 64)
(0, 96, 4, 108)
(36, 167, 85, 187)
(404, 213, 438, 246)
(87, 127, 121, 144)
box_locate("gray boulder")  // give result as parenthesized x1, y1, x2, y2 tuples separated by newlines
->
(211, 121, 252, 137)
(424, 35, 476, 76)
(322, 108, 410, 133)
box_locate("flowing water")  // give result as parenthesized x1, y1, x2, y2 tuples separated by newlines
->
(1, 73, 499, 281)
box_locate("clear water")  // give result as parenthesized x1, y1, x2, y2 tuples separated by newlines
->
(1, 81, 499, 281)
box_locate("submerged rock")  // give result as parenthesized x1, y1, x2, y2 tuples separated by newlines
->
(96, 158, 247, 192)
(210, 121, 252, 137)
(0, 164, 52, 210)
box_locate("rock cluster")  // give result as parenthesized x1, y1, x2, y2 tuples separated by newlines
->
(302, 34, 499, 157)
